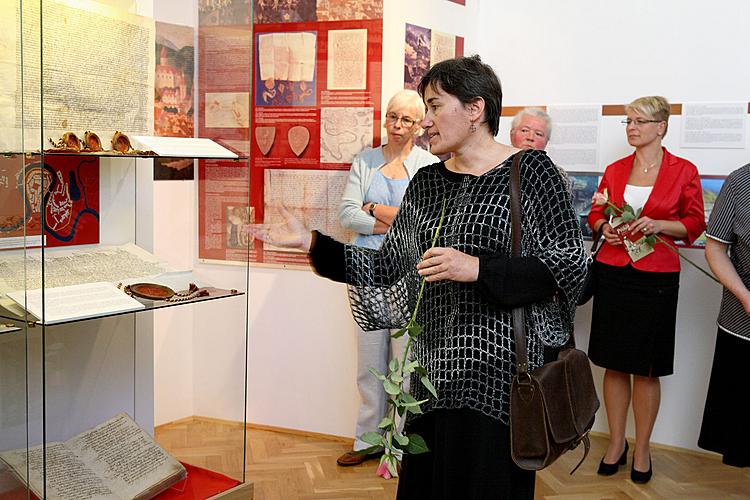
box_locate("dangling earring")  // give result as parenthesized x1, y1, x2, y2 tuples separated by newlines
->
(469, 121, 477, 133)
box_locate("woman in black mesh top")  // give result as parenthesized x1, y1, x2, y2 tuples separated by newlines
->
(252, 55, 587, 499)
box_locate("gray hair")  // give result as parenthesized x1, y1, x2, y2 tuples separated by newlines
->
(511, 107, 552, 141)
(386, 89, 426, 136)
(386, 89, 425, 120)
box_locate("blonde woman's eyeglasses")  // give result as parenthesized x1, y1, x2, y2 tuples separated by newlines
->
(385, 113, 416, 128)
(621, 118, 662, 126)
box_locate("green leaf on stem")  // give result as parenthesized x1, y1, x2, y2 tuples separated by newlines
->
(403, 360, 419, 374)
(389, 358, 399, 373)
(361, 432, 385, 447)
(604, 206, 616, 217)
(391, 327, 407, 339)
(420, 375, 438, 398)
(394, 433, 410, 446)
(389, 373, 404, 383)
(378, 417, 394, 429)
(404, 403, 423, 415)
(383, 379, 401, 396)
(405, 434, 430, 454)
(407, 323, 423, 338)
(368, 367, 386, 381)
(400, 393, 429, 407)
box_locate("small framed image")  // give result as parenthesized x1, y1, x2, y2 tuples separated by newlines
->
(567, 172, 601, 240)
(677, 175, 726, 248)
(225, 205, 255, 250)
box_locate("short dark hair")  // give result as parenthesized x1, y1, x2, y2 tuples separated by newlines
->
(417, 55, 503, 136)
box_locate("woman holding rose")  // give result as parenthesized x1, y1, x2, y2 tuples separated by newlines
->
(587, 96, 705, 483)
(251, 55, 587, 499)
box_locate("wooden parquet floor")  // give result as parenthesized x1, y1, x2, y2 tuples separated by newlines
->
(156, 418, 749, 500)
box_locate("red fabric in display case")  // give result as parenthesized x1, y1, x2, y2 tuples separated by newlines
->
(155, 462, 241, 499)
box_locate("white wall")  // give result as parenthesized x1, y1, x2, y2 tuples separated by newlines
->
(479, 1, 750, 106)
(152, 0, 750, 453)
(480, 0, 750, 451)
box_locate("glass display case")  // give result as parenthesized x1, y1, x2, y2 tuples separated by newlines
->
(0, 1, 252, 498)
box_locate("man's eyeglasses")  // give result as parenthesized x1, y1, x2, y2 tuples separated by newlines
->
(385, 113, 417, 128)
(621, 118, 662, 126)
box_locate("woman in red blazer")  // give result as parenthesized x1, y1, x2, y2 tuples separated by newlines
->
(587, 96, 705, 484)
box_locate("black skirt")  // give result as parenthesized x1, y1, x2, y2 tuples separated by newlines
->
(698, 328, 750, 467)
(588, 262, 680, 377)
(397, 408, 535, 500)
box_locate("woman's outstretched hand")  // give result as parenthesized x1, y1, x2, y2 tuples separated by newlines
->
(247, 207, 313, 252)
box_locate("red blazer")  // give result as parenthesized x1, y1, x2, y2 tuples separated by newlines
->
(588, 148, 705, 273)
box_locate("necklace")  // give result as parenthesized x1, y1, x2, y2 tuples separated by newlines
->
(638, 152, 662, 173)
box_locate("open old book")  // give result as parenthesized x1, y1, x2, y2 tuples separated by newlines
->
(0, 413, 186, 500)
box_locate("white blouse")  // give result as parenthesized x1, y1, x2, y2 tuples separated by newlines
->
(624, 184, 653, 213)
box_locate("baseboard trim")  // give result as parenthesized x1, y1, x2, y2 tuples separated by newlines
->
(157, 417, 720, 462)
(155, 416, 354, 445)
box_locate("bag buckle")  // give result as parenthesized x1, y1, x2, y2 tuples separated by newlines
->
(515, 372, 535, 402)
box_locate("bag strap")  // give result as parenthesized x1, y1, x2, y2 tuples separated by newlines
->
(590, 226, 605, 256)
(508, 150, 530, 375)
(510, 152, 593, 474)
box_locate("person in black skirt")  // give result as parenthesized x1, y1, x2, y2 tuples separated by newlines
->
(250, 55, 588, 499)
(698, 163, 750, 468)
(587, 96, 706, 484)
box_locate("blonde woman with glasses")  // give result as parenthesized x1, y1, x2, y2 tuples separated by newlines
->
(587, 96, 705, 483)
(335, 89, 438, 467)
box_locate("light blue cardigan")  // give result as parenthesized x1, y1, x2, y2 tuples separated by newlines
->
(338, 145, 439, 239)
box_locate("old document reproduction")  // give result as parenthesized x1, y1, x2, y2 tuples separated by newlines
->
(0, 243, 169, 295)
(258, 32, 316, 82)
(0, 0, 154, 152)
(263, 169, 353, 252)
(327, 29, 368, 90)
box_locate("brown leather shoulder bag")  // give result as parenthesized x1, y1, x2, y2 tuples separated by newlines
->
(507, 150, 600, 474)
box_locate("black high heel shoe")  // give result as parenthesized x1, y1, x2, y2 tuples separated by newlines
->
(597, 441, 629, 476)
(631, 455, 653, 484)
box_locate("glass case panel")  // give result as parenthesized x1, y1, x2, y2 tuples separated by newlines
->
(1, 1, 42, 498)
(1, 0, 252, 497)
